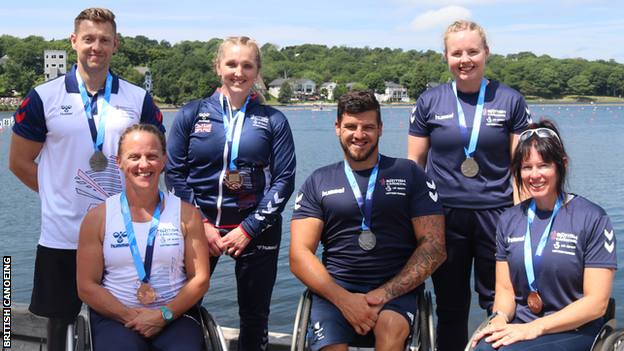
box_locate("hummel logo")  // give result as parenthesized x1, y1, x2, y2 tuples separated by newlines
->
(604, 229, 614, 241)
(294, 193, 303, 210)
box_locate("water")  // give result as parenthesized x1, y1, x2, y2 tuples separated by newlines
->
(1, 103, 624, 336)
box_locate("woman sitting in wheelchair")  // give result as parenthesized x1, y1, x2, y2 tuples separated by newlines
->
(472, 120, 616, 351)
(77, 124, 210, 350)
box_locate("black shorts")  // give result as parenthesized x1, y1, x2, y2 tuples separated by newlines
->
(29, 245, 82, 320)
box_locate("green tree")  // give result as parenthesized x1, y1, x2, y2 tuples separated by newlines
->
(333, 83, 348, 101)
(567, 75, 593, 99)
(278, 80, 292, 104)
(362, 73, 385, 94)
(518, 81, 538, 97)
(320, 87, 328, 100)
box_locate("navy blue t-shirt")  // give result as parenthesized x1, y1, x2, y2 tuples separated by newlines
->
(496, 195, 617, 325)
(292, 155, 444, 287)
(409, 81, 531, 209)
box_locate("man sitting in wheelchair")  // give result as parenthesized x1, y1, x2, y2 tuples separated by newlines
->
(290, 90, 447, 351)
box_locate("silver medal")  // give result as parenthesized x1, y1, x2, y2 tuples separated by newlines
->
(358, 229, 377, 251)
(89, 150, 108, 171)
(461, 157, 479, 178)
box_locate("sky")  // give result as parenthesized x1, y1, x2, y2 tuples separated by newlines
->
(2, 0, 624, 63)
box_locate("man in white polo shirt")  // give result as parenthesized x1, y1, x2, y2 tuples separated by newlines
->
(9, 8, 164, 351)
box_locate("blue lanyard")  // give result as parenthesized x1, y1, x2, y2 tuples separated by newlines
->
(120, 190, 163, 284)
(76, 70, 113, 152)
(452, 78, 486, 159)
(219, 92, 250, 170)
(524, 195, 563, 291)
(343, 155, 380, 231)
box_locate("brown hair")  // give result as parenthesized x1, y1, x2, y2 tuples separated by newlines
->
(337, 89, 381, 125)
(216, 36, 266, 104)
(510, 119, 568, 201)
(74, 8, 117, 37)
(117, 123, 166, 156)
(443, 20, 488, 53)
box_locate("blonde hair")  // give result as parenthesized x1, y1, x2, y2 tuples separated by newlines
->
(216, 36, 266, 105)
(443, 20, 488, 53)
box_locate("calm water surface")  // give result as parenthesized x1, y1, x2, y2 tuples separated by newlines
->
(1, 103, 623, 335)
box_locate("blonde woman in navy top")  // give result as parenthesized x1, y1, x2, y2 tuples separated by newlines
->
(408, 20, 531, 351)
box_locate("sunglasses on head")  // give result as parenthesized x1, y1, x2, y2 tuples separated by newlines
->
(518, 128, 561, 144)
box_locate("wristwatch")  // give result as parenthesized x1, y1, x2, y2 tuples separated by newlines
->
(160, 306, 173, 324)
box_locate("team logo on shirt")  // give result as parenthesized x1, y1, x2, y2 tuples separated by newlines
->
(60, 105, 73, 115)
(604, 229, 615, 253)
(195, 123, 212, 133)
(381, 178, 407, 196)
(250, 115, 269, 129)
(114, 105, 137, 119)
(551, 231, 578, 255)
(294, 193, 303, 210)
(410, 105, 417, 123)
(435, 113, 453, 120)
(484, 109, 507, 127)
(113, 231, 127, 243)
(110, 231, 129, 248)
(322, 188, 345, 198)
(313, 322, 325, 341)
(426, 180, 438, 202)
(158, 228, 181, 247)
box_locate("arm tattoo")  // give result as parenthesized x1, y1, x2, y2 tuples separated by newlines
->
(381, 214, 446, 301)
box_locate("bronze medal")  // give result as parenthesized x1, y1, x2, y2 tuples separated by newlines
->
(358, 230, 377, 251)
(527, 290, 543, 314)
(461, 157, 479, 178)
(225, 169, 243, 190)
(89, 150, 108, 171)
(136, 282, 156, 305)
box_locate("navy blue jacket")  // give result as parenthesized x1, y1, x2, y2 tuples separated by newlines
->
(165, 90, 296, 238)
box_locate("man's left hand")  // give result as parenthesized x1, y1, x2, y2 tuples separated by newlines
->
(365, 289, 386, 315)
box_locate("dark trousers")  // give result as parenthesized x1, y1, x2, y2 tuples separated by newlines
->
(473, 320, 601, 351)
(211, 223, 281, 351)
(90, 306, 204, 351)
(432, 207, 506, 351)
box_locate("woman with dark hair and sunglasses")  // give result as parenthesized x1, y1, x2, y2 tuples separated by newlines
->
(471, 119, 616, 351)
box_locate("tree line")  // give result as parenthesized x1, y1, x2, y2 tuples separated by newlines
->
(1, 34, 624, 105)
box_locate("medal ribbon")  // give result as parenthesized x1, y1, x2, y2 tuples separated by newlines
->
(343, 155, 380, 231)
(76, 70, 113, 152)
(120, 190, 164, 284)
(452, 77, 487, 159)
(220, 92, 251, 170)
(523, 194, 564, 291)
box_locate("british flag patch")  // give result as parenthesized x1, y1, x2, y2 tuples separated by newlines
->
(195, 123, 212, 133)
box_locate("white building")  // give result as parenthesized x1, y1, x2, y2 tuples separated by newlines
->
(376, 81, 409, 102)
(44, 50, 67, 81)
(134, 66, 153, 93)
(267, 78, 317, 100)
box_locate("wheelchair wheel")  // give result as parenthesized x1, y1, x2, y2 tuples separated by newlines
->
(73, 315, 87, 351)
(599, 328, 624, 351)
(296, 290, 313, 351)
(200, 307, 226, 351)
(426, 291, 435, 350)
(417, 290, 430, 351)
(464, 317, 490, 351)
